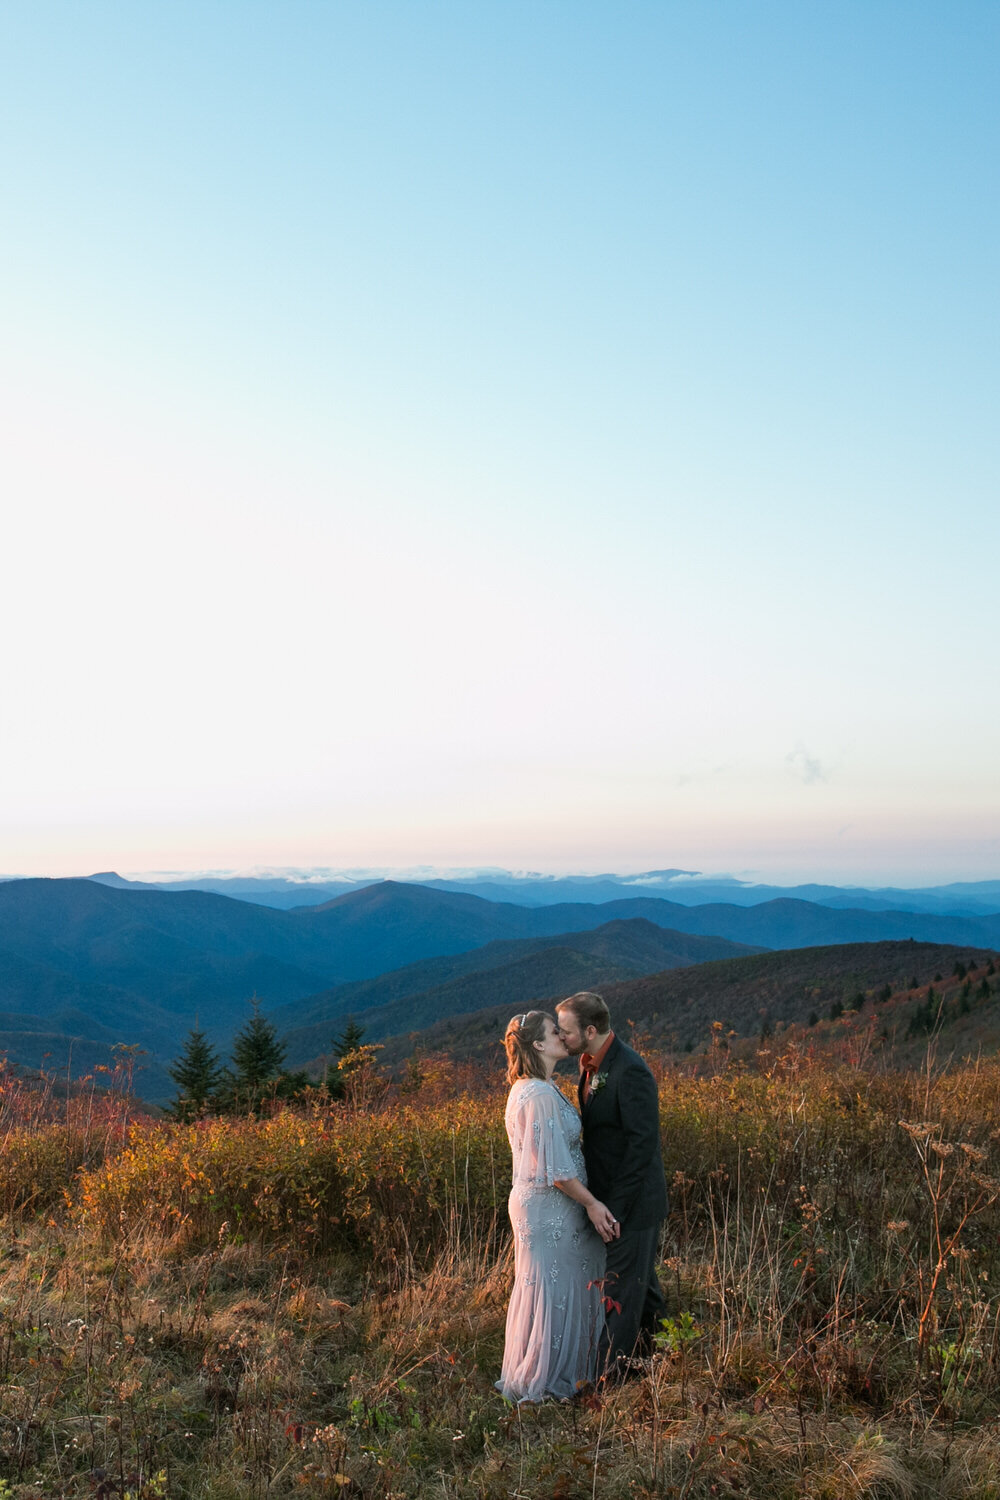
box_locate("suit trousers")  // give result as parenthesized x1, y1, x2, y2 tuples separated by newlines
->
(600, 1223, 666, 1375)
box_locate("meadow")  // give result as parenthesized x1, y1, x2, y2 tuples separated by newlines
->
(3, 1031, 1000, 1499)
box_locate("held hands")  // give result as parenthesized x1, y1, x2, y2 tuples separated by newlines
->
(588, 1200, 621, 1243)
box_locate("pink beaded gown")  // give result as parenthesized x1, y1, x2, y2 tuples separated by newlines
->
(496, 1078, 605, 1402)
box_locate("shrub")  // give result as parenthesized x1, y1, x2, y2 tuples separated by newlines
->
(76, 1099, 507, 1259)
(0, 1126, 87, 1214)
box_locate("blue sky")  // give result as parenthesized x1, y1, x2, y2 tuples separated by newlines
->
(1, 3, 997, 883)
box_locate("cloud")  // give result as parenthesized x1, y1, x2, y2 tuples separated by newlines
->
(786, 744, 829, 785)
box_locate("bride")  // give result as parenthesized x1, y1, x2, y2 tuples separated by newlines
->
(496, 1010, 618, 1403)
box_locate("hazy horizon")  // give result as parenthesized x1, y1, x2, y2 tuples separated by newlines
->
(4, 862, 999, 893)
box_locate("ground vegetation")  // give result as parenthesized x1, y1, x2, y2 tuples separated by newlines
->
(5, 1011, 1000, 1497)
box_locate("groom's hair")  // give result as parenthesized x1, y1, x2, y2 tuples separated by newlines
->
(503, 1010, 552, 1085)
(558, 991, 611, 1034)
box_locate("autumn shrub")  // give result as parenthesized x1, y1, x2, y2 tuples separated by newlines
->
(0, 1053, 142, 1201)
(0, 1124, 91, 1214)
(10, 1050, 1000, 1497)
(659, 1059, 1000, 1227)
(656, 1054, 1000, 1399)
(76, 1097, 507, 1259)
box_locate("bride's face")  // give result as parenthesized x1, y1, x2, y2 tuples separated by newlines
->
(533, 1017, 569, 1070)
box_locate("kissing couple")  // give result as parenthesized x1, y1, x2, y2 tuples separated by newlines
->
(495, 991, 668, 1403)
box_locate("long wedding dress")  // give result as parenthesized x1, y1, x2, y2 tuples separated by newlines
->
(496, 1078, 605, 1402)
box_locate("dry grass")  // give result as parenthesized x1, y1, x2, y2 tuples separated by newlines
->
(4, 1048, 1000, 1496)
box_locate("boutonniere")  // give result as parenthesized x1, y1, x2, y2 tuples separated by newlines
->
(590, 1071, 609, 1093)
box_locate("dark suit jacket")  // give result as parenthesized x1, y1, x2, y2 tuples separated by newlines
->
(578, 1036, 668, 1231)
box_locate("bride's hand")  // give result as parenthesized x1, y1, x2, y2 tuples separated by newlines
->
(588, 1200, 620, 1242)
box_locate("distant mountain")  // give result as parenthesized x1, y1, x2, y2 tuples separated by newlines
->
(376, 940, 1000, 1066)
(89, 871, 375, 909)
(0, 879, 762, 1093)
(276, 919, 762, 1066)
(587, 896, 1000, 951)
(4, 877, 1000, 1101)
(86, 870, 1000, 918)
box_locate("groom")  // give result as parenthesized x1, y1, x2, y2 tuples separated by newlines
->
(556, 991, 667, 1378)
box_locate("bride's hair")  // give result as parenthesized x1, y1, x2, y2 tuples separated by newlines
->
(504, 1010, 553, 1085)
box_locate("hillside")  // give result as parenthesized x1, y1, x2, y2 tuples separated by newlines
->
(278, 918, 761, 1066)
(374, 939, 1000, 1066)
(3, 877, 1000, 1096)
(588, 894, 1000, 950)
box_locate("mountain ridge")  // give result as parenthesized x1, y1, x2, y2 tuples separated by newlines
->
(275, 918, 763, 1065)
(372, 940, 1000, 1067)
(3, 878, 1000, 1101)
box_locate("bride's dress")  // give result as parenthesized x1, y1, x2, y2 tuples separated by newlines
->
(496, 1077, 605, 1402)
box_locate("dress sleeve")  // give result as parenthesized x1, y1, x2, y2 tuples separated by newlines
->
(511, 1085, 579, 1187)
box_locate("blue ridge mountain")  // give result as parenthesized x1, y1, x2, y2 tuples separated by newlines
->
(85, 870, 1000, 917)
(3, 877, 1000, 1100)
(273, 918, 763, 1066)
(373, 940, 1000, 1067)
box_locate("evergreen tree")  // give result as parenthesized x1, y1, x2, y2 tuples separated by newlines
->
(807, 1010, 819, 1028)
(829, 999, 844, 1021)
(168, 1027, 224, 1121)
(908, 986, 943, 1038)
(334, 1017, 366, 1060)
(228, 1001, 288, 1112)
(326, 1018, 366, 1100)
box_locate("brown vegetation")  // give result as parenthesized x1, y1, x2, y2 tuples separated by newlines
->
(4, 1031, 1000, 1497)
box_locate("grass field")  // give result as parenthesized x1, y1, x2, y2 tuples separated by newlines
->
(4, 1034, 1000, 1499)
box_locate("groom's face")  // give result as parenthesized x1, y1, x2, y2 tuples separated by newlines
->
(556, 1009, 590, 1056)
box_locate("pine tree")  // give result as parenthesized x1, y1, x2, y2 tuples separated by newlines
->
(326, 1018, 366, 1100)
(168, 1027, 224, 1121)
(228, 1001, 288, 1112)
(334, 1017, 366, 1061)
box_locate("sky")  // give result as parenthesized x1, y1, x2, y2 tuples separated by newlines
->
(1, 2, 998, 886)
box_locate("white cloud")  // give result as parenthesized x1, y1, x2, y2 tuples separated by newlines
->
(786, 745, 828, 785)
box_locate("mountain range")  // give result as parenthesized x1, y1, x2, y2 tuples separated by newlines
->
(373, 940, 1000, 1068)
(83, 869, 1000, 917)
(2, 875, 1000, 1102)
(271, 918, 762, 1066)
